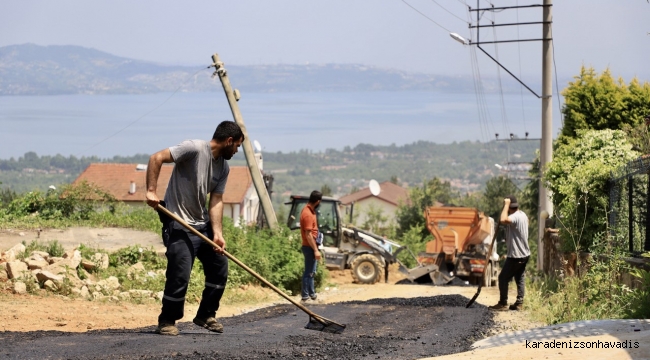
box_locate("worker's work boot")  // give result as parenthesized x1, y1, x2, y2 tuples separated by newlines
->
(488, 302, 509, 311)
(155, 322, 179, 336)
(509, 302, 523, 311)
(193, 316, 224, 333)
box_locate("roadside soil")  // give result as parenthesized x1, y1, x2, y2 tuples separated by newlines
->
(0, 227, 544, 359)
(0, 266, 541, 335)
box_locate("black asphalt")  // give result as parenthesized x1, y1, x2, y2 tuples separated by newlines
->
(0, 295, 494, 360)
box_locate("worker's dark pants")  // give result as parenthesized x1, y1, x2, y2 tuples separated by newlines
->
(301, 246, 317, 299)
(158, 224, 228, 324)
(498, 256, 529, 305)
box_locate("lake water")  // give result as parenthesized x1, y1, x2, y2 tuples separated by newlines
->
(0, 91, 562, 159)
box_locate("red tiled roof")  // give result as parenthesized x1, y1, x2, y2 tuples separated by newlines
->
(222, 167, 252, 204)
(339, 181, 409, 206)
(73, 163, 252, 204)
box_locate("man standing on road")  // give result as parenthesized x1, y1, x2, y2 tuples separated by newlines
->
(489, 195, 530, 311)
(145, 120, 244, 335)
(300, 190, 322, 302)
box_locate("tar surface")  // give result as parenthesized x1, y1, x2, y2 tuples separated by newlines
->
(0, 295, 495, 360)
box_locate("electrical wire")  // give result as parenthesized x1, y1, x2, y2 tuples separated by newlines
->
(490, 11, 511, 137)
(79, 66, 210, 156)
(515, 0, 528, 133)
(466, 2, 496, 148)
(430, 0, 467, 22)
(400, 0, 453, 33)
(550, 21, 565, 128)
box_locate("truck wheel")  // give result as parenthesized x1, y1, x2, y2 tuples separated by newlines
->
(482, 263, 492, 287)
(351, 254, 383, 284)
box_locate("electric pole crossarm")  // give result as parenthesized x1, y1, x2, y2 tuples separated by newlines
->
(471, 39, 547, 45)
(210, 53, 279, 230)
(470, 21, 550, 28)
(469, 4, 550, 12)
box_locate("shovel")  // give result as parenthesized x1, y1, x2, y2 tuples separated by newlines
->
(465, 224, 500, 308)
(156, 204, 346, 334)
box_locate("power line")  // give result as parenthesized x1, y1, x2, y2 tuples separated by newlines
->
(550, 21, 564, 128)
(79, 66, 210, 156)
(489, 10, 511, 137)
(430, 0, 467, 22)
(400, 0, 453, 33)
(515, 0, 528, 133)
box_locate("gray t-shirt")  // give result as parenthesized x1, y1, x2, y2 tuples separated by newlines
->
(505, 210, 530, 258)
(164, 139, 229, 227)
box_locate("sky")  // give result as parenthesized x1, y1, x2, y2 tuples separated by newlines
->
(1, 0, 649, 81)
(1, 1, 649, 159)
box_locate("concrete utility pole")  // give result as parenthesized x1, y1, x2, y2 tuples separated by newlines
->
(538, 0, 553, 271)
(210, 53, 279, 230)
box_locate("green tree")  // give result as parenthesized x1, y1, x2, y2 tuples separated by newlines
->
(320, 184, 332, 197)
(361, 203, 389, 235)
(560, 67, 650, 141)
(544, 129, 639, 251)
(395, 177, 457, 239)
(622, 115, 650, 155)
(480, 176, 519, 220)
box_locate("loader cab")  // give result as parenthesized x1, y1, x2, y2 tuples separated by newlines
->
(286, 195, 342, 248)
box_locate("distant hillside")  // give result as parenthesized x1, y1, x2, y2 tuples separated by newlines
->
(0, 44, 518, 96)
(0, 140, 538, 199)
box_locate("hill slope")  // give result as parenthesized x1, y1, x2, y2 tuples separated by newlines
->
(0, 44, 500, 95)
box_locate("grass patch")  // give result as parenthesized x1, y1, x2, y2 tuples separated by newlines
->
(525, 253, 650, 325)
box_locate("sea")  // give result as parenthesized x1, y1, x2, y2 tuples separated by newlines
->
(0, 91, 563, 159)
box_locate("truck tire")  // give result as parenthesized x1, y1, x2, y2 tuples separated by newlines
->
(351, 254, 383, 284)
(482, 262, 492, 287)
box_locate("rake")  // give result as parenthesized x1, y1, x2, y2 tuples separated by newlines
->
(466, 224, 500, 308)
(157, 204, 346, 334)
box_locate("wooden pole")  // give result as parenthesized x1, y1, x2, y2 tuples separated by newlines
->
(210, 53, 278, 230)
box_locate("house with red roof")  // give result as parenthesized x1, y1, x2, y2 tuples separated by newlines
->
(338, 181, 409, 228)
(73, 164, 259, 227)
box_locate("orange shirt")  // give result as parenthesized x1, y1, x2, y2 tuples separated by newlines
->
(300, 204, 318, 247)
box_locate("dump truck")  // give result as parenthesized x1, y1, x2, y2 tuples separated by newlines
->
(286, 195, 439, 284)
(417, 206, 499, 286)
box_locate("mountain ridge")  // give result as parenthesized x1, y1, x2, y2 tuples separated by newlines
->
(0, 43, 524, 96)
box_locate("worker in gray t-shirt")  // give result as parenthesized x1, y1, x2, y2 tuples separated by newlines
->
(489, 195, 530, 312)
(145, 120, 244, 336)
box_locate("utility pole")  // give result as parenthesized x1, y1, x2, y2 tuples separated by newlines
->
(539, 0, 553, 271)
(210, 53, 279, 230)
(464, 0, 554, 271)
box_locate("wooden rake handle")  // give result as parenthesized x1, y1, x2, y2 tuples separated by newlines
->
(155, 204, 328, 323)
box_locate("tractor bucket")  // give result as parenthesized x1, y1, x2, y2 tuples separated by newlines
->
(404, 264, 454, 285)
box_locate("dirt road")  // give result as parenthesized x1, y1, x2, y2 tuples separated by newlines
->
(0, 276, 541, 360)
(0, 227, 543, 359)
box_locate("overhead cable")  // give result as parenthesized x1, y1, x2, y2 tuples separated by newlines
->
(401, 0, 453, 33)
(430, 0, 468, 22)
(79, 66, 210, 156)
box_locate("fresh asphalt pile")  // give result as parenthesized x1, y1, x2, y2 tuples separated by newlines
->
(0, 295, 494, 360)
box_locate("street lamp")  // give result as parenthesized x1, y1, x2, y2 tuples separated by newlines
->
(449, 33, 469, 45)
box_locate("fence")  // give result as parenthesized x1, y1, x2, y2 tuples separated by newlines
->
(608, 155, 650, 256)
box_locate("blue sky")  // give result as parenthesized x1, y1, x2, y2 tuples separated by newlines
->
(2, 0, 649, 81)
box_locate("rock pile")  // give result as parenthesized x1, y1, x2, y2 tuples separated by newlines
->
(0, 243, 163, 302)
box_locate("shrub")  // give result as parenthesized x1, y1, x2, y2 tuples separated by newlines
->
(224, 222, 328, 295)
(20, 239, 65, 258)
(544, 129, 638, 251)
